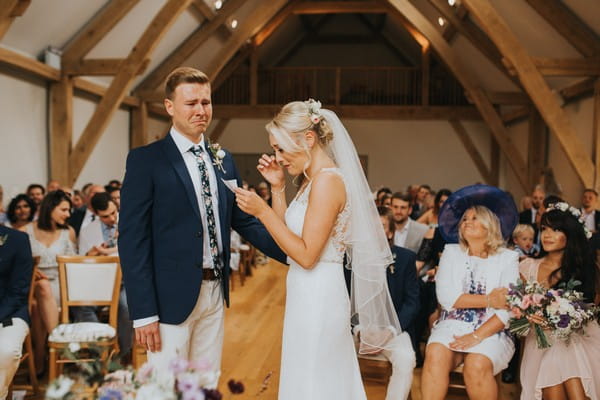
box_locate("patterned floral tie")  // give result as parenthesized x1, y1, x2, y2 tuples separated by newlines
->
(189, 145, 222, 275)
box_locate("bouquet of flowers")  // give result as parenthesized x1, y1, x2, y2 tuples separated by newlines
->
(46, 348, 244, 400)
(507, 278, 599, 349)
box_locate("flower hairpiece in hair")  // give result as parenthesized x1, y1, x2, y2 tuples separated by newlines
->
(305, 98, 322, 124)
(546, 202, 592, 239)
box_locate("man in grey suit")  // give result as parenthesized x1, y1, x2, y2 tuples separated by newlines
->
(390, 192, 429, 253)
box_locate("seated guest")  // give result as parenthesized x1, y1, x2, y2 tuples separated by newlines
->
(76, 193, 132, 356)
(68, 184, 104, 236)
(580, 188, 600, 234)
(6, 194, 36, 230)
(417, 189, 452, 228)
(410, 185, 431, 220)
(375, 187, 392, 206)
(519, 203, 600, 399)
(71, 190, 84, 210)
(421, 185, 519, 400)
(21, 190, 76, 374)
(519, 186, 545, 238)
(106, 186, 121, 211)
(380, 193, 392, 208)
(107, 179, 121, 190)
(46, 180, 61, 193)
(511, 224, 539, 259)
(0, 225, 33, 400)
(26, 184, 45, 219)
(391, 192, 429, 253)
(376, 206, 420, 400)
(79, 193, 119, 256)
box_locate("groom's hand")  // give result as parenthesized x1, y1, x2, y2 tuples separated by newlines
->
(136, 322, 162, 352)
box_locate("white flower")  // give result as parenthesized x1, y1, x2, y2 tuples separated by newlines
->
(136, 382, 177, 400)
(68, 342, 81, 353)
(46, 376, 74, 399)
(216, 149, 226, 159)
(310, 114, 320, 124)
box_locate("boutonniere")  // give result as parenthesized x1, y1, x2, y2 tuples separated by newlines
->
(0, 234, 7, 247)
(207, 140, 227, 173)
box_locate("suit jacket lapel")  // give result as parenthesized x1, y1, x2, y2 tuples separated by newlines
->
(161, 135, 201, 220)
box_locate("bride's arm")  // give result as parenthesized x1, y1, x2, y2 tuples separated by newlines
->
(256, 154, 287, 220)
(235, 172, 345, 269)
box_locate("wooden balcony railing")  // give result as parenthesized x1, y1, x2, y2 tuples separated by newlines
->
(213, 66, 469, 107)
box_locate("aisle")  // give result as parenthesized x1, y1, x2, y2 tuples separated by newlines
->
(217, 260, 520, 400)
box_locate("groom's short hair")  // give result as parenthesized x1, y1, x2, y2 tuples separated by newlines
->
(165, 67, 210, 100)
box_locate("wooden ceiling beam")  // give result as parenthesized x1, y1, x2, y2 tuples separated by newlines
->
(504, 57, 600, 77)
(63, 58, 150, 76)
(560, 77, 596, 102)
(72, 78, 139, 107)
(464, 0, 594, 188)
(485, 91, 530, 105)
(188, 0, 233, 36)
(134, 0, 246, 93)
(449, 119, 492, 184)
(203, 0, 288, 82)
(253, 0, 299, 47)
(387, 0, 529, 191)
(0, 0, 30, 40)
(211, 104, 481, 120)
(61, 0, 140, 64)
(501, 106, 530, 126)
(293, 1, 388, 15)
(524, 0, 600, 58)
(69, 0, 193, 184)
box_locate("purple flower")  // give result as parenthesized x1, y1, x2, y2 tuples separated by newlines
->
(557, 314, 571, 328)
(227, 379, 245, 394)
(98, 388, 123, 400)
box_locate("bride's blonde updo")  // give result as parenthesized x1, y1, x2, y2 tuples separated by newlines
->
(265, 100, 333, 154)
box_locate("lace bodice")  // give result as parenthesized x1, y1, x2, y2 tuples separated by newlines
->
(25, 224, 76, 270)
(284, 168, 350, 265)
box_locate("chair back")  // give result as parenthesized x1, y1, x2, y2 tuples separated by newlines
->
(56, 256, 122, 328)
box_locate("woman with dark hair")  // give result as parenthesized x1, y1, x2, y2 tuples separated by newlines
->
(418, 188, 452, 228)
(6, 194, 36, 230)
(21, 190, 76, 374)
(519, 203, 600, 400)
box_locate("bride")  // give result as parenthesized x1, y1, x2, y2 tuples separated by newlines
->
(234, 99, 400, 399)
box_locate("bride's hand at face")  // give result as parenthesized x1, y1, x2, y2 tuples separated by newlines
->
(235, 188, 269, 218)
(257, 154, 285, 188)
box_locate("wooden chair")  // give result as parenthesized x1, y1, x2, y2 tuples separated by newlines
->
(47, 256, 121, 381)
(358, 352, 393, 385)
(7, 258, 40, 398)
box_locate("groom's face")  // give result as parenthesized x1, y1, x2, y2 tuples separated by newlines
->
(165, 82, 213, 139)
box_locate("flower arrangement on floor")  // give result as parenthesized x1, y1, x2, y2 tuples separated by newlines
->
(507, 278, 599, 348)
(45, 345, 244, 400)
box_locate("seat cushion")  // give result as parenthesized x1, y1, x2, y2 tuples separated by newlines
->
(49, 322, 116, 343)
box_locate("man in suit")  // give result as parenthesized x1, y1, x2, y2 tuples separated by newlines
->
(0, 225, 33, 399)
(119, 67, 285, 387)
(376, 206, 420, 400)
(581, 188, 600, 234)
(68, 184, 105, 236)
(391, 192, 429, 253)
(519, 186, 545, 232)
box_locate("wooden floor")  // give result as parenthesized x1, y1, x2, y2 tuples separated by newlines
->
(219, 260, 521, 399)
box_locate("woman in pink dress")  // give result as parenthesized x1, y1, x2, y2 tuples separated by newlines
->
(519, 202, 600, 400)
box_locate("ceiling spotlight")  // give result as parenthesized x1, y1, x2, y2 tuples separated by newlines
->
(448, 0, 456, 6)
(214, 0, 222, 10)
(230, 18, 238, 29)
(438, 17, 445, 26)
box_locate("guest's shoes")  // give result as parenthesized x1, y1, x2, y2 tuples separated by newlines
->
(501, 370, 516, 383)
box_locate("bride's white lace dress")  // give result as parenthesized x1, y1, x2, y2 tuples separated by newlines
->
(278, 168, 366, 400)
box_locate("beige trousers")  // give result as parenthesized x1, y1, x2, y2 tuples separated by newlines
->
(147, 280, 224, 389)
(0, 318, 29, 400)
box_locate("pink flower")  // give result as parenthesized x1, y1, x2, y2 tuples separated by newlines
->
(520, 295, 533, 310)
(532, 293, 545, 306)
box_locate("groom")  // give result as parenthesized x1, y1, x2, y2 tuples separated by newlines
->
(119, 67, 285, 386)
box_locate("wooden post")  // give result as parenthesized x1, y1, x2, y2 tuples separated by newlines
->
(249, 49, 259, 106)
(0, 0, 30, 40)
(528, 108, 545, 190)
(490, 136, 500, 186)
(594, 79, 600, 192)
(421, 45, 430, 106)
(50, 78, 73, 185)
(130, 101, 148, 149)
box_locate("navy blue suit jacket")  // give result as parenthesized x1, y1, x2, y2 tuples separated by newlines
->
(387, 246, 420, 333)
(0, 226, 33, 324)
(118, 134, 286, 325)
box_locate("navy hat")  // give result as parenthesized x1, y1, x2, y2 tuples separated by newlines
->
(438, 184, 518, 244)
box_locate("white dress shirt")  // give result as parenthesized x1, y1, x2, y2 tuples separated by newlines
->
(81, 208, 96, 231)
(582, 209, 596, 232)
(393, 219, 411, 248)
(133, 127, 224, 329)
